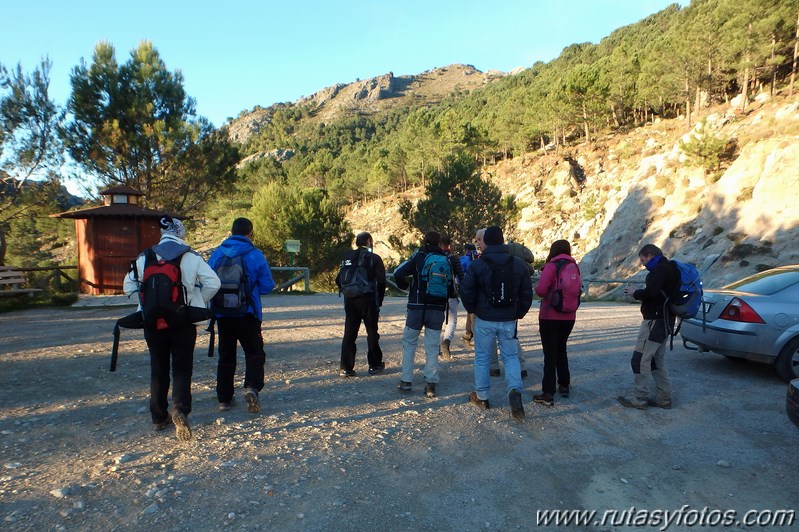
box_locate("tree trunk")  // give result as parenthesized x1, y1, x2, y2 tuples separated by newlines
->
(770, 34, 777, 96)
(582, 102, 590, 139)
(685, 79, 692, 127)
(695, 85, 702, 115)
(791, 7, 799, 97)
(0, 229, 7, 266)
(741, 22, 752, 110)
(741, 64, 750, 110)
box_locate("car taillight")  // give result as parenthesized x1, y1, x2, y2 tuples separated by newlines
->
(719, 297, 765, 323)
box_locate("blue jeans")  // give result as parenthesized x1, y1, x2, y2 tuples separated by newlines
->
(473, 318, 523, 400)
(401, 308, 444, 384)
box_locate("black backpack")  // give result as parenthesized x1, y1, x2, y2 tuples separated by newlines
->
(339, 250, 373, 298)
(139, 248, 188, 331)
(487, 255, 516, 308)
(211, 253, 251, 317)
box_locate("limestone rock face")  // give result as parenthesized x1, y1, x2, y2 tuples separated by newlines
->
(346, 93, 799, 291)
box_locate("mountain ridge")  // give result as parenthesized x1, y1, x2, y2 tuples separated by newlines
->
(227, 64, 509, 144)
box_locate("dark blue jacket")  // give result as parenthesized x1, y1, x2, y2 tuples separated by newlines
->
(208, 235, 275, 320)
(460, 244, 534, 322)
(393, 244, 449, 312)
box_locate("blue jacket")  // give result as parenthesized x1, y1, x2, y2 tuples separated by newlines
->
(208, 235, 275, 320)
(460, 251, 478, 273)
(460, 244, 534, 322)
(393, 244, 449, 312)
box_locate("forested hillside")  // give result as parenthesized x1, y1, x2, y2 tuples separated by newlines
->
(2, 0, 798, 292)
(230, 0, 797, 205)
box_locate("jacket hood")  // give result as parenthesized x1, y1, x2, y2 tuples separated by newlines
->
(218, 235, 256, 258)
(153, 235, 191, 260)
(480, 244, 510, 263)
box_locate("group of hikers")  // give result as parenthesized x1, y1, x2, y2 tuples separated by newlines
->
(123, 216, 678, 441)
(335, 226, 582, 422)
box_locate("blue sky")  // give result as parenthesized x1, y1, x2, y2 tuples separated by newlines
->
(2, 0, 681, 128)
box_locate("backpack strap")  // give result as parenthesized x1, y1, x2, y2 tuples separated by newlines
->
(206, 317, 216, 357)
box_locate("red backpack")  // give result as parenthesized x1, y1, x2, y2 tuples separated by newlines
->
(138, 248, 187, 330)
(549, 259, 583, 313)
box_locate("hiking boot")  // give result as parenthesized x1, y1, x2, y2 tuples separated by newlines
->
(533, 393, 555, 406)
(440, 339, 452, 360)
(469, 391, 490, 409)
(424, 382, 437, 398)
(521, 370, 528, 379)
(647, 398, 672, 409)
(509, 390, 525, 421)
(339, 368, 357, 378)
(558, 385, 570, 398)
(218, 398, 235, 412)
(462, 335, 473, 347)
(153, 418, 173, 431)
(489, 369, 501, 377)
(368, 363, 385, 375)
(618, 396, 648, 410)
(244, 388, 261, 413)
(397, 380, 412, 392)
(172, 411, 192, 442)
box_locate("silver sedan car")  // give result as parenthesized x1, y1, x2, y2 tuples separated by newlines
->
(681, 265, 799, 381)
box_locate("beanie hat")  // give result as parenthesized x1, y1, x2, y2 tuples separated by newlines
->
(159, 215, 186, 239)
(483, 226, 504, 246)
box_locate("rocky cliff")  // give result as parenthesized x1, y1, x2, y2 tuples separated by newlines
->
(346, 90, 799, 292)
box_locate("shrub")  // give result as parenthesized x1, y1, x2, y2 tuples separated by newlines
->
(678, 120, 728, 175)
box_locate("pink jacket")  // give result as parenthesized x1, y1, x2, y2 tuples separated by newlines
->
(535, 254, 578, 321)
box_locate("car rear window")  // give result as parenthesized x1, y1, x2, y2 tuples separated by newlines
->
(723, 269, 799, 295)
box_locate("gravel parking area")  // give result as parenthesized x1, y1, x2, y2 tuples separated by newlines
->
(0, 294, 795, 530)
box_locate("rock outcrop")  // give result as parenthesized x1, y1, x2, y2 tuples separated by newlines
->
(347, 92, 799, 291)
(228, 64, 500, 145)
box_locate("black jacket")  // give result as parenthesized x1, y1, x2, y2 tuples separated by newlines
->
(393, 244, 449, 311)
(459, 244, 534, 322)
(335, 247, 387, 306)
(633, 255, 680, 320)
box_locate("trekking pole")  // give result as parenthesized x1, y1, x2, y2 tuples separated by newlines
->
(110, 322, 121, 372)
(207, 318, 216, 358)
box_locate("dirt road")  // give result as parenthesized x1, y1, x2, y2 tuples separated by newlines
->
(0, 294, 795, 530)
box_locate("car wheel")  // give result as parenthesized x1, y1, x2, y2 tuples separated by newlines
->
(775, 337, 799, 382)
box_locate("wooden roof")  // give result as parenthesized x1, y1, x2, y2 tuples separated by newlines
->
(51, 204, 168, 219)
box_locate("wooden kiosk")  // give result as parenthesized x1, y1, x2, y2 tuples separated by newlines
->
(53, 186, 166, 294)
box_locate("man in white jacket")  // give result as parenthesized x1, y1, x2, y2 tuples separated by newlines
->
(123, 216, 220, 441)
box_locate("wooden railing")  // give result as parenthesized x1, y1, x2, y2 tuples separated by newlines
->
(271, 267, 311, 293)
(581, 278, 638, 300)
(11, 266, 78, 292)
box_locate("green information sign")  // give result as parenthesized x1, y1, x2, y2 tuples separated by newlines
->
(284, 240, 301, 253)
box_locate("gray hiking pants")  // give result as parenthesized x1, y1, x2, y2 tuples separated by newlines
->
(631, 319, 672, 402)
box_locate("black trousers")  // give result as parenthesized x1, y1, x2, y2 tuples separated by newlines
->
(539, 319, 575, 395)
(144, 324, 196, 424)
(340, 295, 383, 371)
(216, 315, 266, 403)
